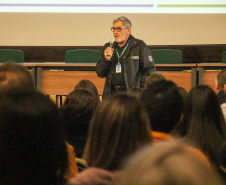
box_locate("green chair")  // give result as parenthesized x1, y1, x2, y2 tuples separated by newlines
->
(65, 49, 101, 63)
(222, 51, 226, 63)
(150, 49, 182, 64)
(0, 49, 24, 63)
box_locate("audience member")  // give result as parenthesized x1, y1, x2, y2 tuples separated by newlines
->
(171, 86, 188, 137)
(178, 86, 188, 106)
(220, 84, 226, 122)
(60, 89, 100, 158)
(141, 80, 183, 142)
(116, 141, 224, 185)
(145, 72, 166, 88)
(182, 85, 226, 180)
(69, 94, 152, 184)
(126, 87, 144, 99)
(215, 69, 226, 105)
(68, 167, 115, 185)
(0, 61, 34, 95)
(74, 79, 99, 97)
(0, 62, 78, 179)
(0, 88, 72, 185)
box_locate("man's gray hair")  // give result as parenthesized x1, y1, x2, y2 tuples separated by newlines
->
(113, 16, 132, 29)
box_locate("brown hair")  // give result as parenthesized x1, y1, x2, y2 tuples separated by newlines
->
(126, 88, 144, 99)
(74, 79, 99, 96)
(0, 61, 34, 95)
(83, 94, 152, 171)
(145, 72, 166, 89)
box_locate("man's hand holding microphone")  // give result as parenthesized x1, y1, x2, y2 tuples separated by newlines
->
(104, 39, 114, 61)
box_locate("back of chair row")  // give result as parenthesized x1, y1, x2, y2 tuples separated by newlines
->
(222, 51, 226, 63)
(0, 49, 101, 64)
(151, 49, 226, 64)
(0, 49, 24, 63)
(1, 49, 226, 64)
(65, 49, 183, 64)
(65, 49, 101, 63)
(150, 49, 182, 64)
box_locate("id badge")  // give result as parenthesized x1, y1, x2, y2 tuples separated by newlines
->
(116, 64, 121, 73)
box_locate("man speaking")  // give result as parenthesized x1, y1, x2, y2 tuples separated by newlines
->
(96, 16, 156, 98)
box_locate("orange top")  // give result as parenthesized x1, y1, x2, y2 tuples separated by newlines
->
(151, 131, 173, 143)
(64, 142, 79, 179)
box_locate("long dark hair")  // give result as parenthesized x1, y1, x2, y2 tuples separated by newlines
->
(83, 94, 152, 171)
(0, 88, 68, 185)
(60, 89, 100, 157)
(141, 80, 183, 133)
(184, 85, 226, 168)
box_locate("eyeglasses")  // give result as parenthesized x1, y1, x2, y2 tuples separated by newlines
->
(111, 27, 126, 32)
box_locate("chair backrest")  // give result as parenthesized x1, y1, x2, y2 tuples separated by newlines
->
(65, 49, 101, 63)
(222, 51, 226, 63)
(150, 49, 182, 64)
(0, 49, 24, 63)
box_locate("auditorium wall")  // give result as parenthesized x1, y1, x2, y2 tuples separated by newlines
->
(0, 13, 226, 46)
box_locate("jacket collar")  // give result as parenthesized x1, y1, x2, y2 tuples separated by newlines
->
(128, 35, 139, 47)
(113, 35, 138, 48)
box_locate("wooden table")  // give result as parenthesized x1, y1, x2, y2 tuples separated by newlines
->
(35, 63, 197, 96)
(35, 63, 105, 96)
(156, 64, 197, 92)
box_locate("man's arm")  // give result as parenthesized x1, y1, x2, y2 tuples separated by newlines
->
(139, 43, 156, 88)
(96, 44, 114, 78)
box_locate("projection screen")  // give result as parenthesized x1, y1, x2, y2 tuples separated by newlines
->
(0, 0, 226, 13)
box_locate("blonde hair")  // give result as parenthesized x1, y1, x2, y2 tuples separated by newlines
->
(117, 141, 224, 185)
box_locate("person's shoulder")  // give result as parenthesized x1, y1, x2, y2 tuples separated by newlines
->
(130, 35, 147, 47)
(104, 42, 109, 47)
(68, 167, 116, 185)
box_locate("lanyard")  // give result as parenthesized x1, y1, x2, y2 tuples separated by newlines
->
(116, 40, 130, 64)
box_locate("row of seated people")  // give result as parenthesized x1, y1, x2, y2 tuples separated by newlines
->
(0, 61, 225, 184)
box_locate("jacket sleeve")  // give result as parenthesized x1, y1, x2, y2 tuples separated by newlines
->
(139, 42, 156, 88)
(96, 44, 112, 78)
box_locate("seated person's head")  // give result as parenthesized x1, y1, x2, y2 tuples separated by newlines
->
(178, 86, 188, 104)
(180, 85, 226, 169)
(178, 86, 188, 114)
(60, 89, 100, 136)
(145, 72, 166, 89)
(216, 69, 226, 93)
(83, 94, 152, 171)
(0, 61, 34, 96)
(126, 88, 144, 99)
(0, 88, 68, 185)
(74, 80, 99, 96)
(117, 141, 224, 185)
(141, 80, 183, 134)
